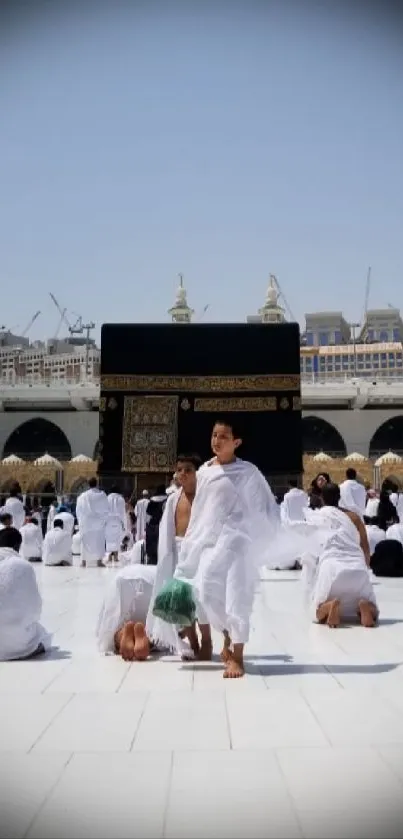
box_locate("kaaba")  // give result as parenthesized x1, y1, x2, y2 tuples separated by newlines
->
(99, 323, 302, 494)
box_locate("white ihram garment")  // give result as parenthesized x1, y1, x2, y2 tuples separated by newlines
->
(4, 496, 25, 530)
(134, 498, 149, 542)
(339, 479, 366, 518)
(47, 504, 56, 533)
(390, 493, 403, 522)
(0, 547, 51, 660)
(145, 490, 200, 658)
(76, 487, 109, 566)
(386, 523, 403, 547)
(365, 497, 379, 518)
(280, 487, 309, 523)
(171, 459, 282, 645)
(72, 530, 81, 557)
(105, 492, 126, 552)
(303, 506, 377, 620)
(20, 522, 43, 560)
(43, 528, 72, 566)
(96, 564, 157, 653)
(366, 524, 386, 555)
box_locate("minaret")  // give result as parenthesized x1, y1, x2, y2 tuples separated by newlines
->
(168, 274, 194, 323)
(257, 274, 286, 324)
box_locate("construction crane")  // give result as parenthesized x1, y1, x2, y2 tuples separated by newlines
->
(21, 310, 41, 337)
(362, 266, 371, 323)
(195, 304, 210, 322)
(49, 292, 95, 378)
(271, 274, 296, 322)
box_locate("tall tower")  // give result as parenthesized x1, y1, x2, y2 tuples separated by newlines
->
(168, 274, 194, 323)
(258, 275, 286, 323)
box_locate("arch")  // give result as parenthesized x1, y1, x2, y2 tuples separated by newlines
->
(302, 415, 347, 456)
(369, 416, 403, 458)
(0, 477, 22, 495)
(3, 418, 72, 462)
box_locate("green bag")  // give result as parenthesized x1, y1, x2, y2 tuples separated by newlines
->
(152, 579, 196, 626)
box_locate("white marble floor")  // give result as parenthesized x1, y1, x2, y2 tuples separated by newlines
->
(2, 566, 403, 838)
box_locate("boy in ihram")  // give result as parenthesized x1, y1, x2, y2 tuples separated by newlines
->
(154, 418, 281, 678)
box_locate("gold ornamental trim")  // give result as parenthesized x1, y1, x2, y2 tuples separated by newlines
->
(122, 395, 178, 473)
(101, 374, 300, 393)
(194, 397, 277, 412)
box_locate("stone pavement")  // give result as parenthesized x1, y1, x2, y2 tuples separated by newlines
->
(2, 565, 403, 838)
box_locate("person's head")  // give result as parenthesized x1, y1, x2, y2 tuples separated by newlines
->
(109, 485, 119, 495)
(142, 489, 149, 498)
(0, 526, 22, 552)
(155, 484, 166, 497)
(211, 416, 243, 464)
(346, 468, 357, 481)
(0, 512, 12, 528)
(321, 482, 340, 508)
(56, 504, 68, 513)
(53, 518, 64, 529)
(8, 482, 21, 498)
(288, 478, 298, 489)
(312, 473, 330, 493)
(26, 516, 38, 526)
(176, 454, 201, 494)
(89, 477, 98, 489)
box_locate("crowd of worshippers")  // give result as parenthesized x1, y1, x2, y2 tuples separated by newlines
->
(1, 424, 403, 669)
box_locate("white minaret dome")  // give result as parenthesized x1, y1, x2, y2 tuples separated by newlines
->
(265, 275, 279, 306)
(258, 274, 286, 324)
(168, 273, 194, 323)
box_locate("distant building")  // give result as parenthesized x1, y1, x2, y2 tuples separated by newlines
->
(359, 308, 403, 344)
(168, 274, 194, 323)
(300, 342, 403, 380)
(303, 312, 351, 347)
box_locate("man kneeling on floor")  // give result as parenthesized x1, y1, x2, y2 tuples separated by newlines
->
(0, 527, 52, 660)
(302, 482, 378, 628)
(96, 453, 211, 661)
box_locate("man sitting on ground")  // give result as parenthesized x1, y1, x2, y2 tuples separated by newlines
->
(20, 516, 43, 562)
(43, 518, 72, 566)
(0, 527, 52, 660)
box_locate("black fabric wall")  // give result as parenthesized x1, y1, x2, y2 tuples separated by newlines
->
(99, 323, 302, 479)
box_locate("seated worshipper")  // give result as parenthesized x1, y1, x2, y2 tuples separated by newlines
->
(0, 512, 13, 530)
(145, 486, 168, 565)
(377, 490, 399, 531)
(339, 468, 366, 518)
(0, 527, 51, 661)
(134, 490, 149, 542)
(309, 473, 330, 510)
(4, 483, 25, 530)
(302, 483, 378, 628)
(105, 485, 127, 563)
(146, 454, 212, 660)
(98, 455, 204, 661)
(55, 505, 75, 536)
(280, 479, 309, 523)
(371, 538, 403, 577)
(20, 516, 43, 562)
(365, 490, 379, 519)
(76, 477, 109, 567)
(42, 519, 72, 566)
(152, 418, 289, 678)
(365, 516, 386, 556)
(386, 521, 403, 547)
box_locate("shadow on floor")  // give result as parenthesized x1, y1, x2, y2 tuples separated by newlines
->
(40, 647, 72, 661)
(258, 662, 402, 677)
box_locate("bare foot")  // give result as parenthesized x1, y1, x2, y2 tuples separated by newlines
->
(327, 599, 341, 629)
(223, 657, 245, 679)
(220, 631, 232, 663)
(119, 622, 136, 661)
(358, 599, 377, 628)
(133, 622, 150, 661)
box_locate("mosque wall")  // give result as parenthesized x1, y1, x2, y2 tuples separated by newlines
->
(0, 406, 401, 463)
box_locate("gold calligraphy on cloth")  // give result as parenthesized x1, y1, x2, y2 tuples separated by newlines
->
(101, 374, 300, 393)
(194, 397, 277, 412)
(122, 395, 178, 473)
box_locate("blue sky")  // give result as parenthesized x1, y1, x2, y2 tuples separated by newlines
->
(0, 1, 402, 342)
